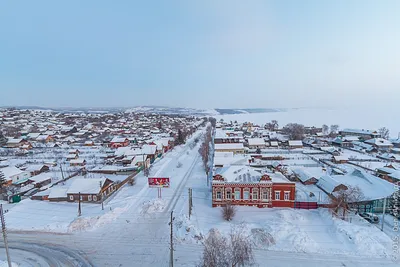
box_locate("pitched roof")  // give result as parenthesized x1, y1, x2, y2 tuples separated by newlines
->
(111, 137, 128, 143)
(1, 166, 26, 179)
(317, 175, 344, 194)
(247, 138, 265, 146)
(215, 143, 244, 150)
(341, 129, 377, 135)
(215, 166, 261, 183)
(334, 169, 395, 200)
(288, 140, 303, 146)
(66, 178, 107, 194)
(365, 138, 393, 147)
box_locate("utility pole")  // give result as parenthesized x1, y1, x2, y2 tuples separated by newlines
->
(0, 205, 12, 267)
(60, 164, 65, 180)
(169, 211, 175, 267)
(381, 197, 387, 232)
(78, 192, 82, 216)
(100, 181, 104, 210)
(188, 188, 192, 219)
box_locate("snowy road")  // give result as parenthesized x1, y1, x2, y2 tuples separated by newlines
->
(1, 235, 92, 266)
(67, 129, 205, 267)
(2, 129, 206, 266)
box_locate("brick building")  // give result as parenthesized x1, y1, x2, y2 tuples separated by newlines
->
(212, 166, 295, 208)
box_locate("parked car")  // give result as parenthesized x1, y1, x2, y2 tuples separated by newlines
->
(359, 213, 379, 223)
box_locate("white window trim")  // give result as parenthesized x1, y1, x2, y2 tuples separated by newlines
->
(226, 190, 232, 200)
(88, 195, 92, 201)
(284, 191, 290, 201)
(252, 189, 259, 200)
(234, 189, 241, 200)
(216, 191, 222, 200)
(262, 189, 269, 201)
(69, 195, 74, 201)
(275, 191, 281, 200)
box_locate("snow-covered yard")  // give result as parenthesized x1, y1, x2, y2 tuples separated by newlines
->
(173, 153, 396, 259)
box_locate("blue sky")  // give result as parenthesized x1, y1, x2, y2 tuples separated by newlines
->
(0, 0, 399, 108)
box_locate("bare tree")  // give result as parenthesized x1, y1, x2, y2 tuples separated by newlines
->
(0, 170, 7, 195)
(198, 225, 255, 267)
(229, 225, 255, 267)
(198, 229, 229, 267)
(322, 124, 329, 136)
(199, 125, 212, 175)
(378, 127, 390, 139)
(222, 203, 236, 221)
(330, 185, 364, 220)
(265, 120, 279, 131)
(0, 132, 6, 147)
(329, 125, 339, 137)
(283, 123, 305, 140)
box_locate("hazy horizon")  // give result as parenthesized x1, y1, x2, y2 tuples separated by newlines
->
(1, 0, 399, 108)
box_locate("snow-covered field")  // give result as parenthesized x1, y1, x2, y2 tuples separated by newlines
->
(214, 107, 400, 138)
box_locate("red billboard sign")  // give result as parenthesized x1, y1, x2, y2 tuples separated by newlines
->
(148, 177, 170, 188)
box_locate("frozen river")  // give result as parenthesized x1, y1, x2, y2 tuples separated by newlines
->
(214, 107, 400, 138)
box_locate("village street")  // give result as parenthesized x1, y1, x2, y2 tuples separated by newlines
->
(0, 128, 398, 266)
(1, 128, 205, 266)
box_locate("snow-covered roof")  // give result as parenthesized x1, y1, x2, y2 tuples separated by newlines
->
(0, 166, 26, 179)
(24, 164, 47, 172)
(320, 146, 338, 153)
(333, 155, 349, 161)
(215, 166, 291, 184)
(377, 166, 397, 174)
(131, 155, 147, 165)
(123, 145, 157, 157)
(48, 187, 68, 199)
(333, 169, 396, 200)
(29, 173, 52, 183)
(69, 159, 86, 164)
(352, 141, 374, 150)
(111, 137, 128, 143)
(268, 172, 293, 183)
(215, 166, 262, 183)
(341, 128, 377, 135)
(213, 155, 250, 167)
(388, 171, 400, 181)
(291, 167, 325, 183)
(317, 175, 344, 194)
(7, 138, 23, 144)
(269, 141, 279, 146)
(27, 133, 40, 138)
(378, 153, 400, 161)
(214, 151, 234, 158)
(317, 169, 395, 200)
(295, 183, 329, 204)
(247, 138, 265, 146)
(288, 140, 303, 146)
(343, 136, 359, 142)
(215, 143, 244, 150)
(365, 138, 393, 147)
(66, 178, 107, 194)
